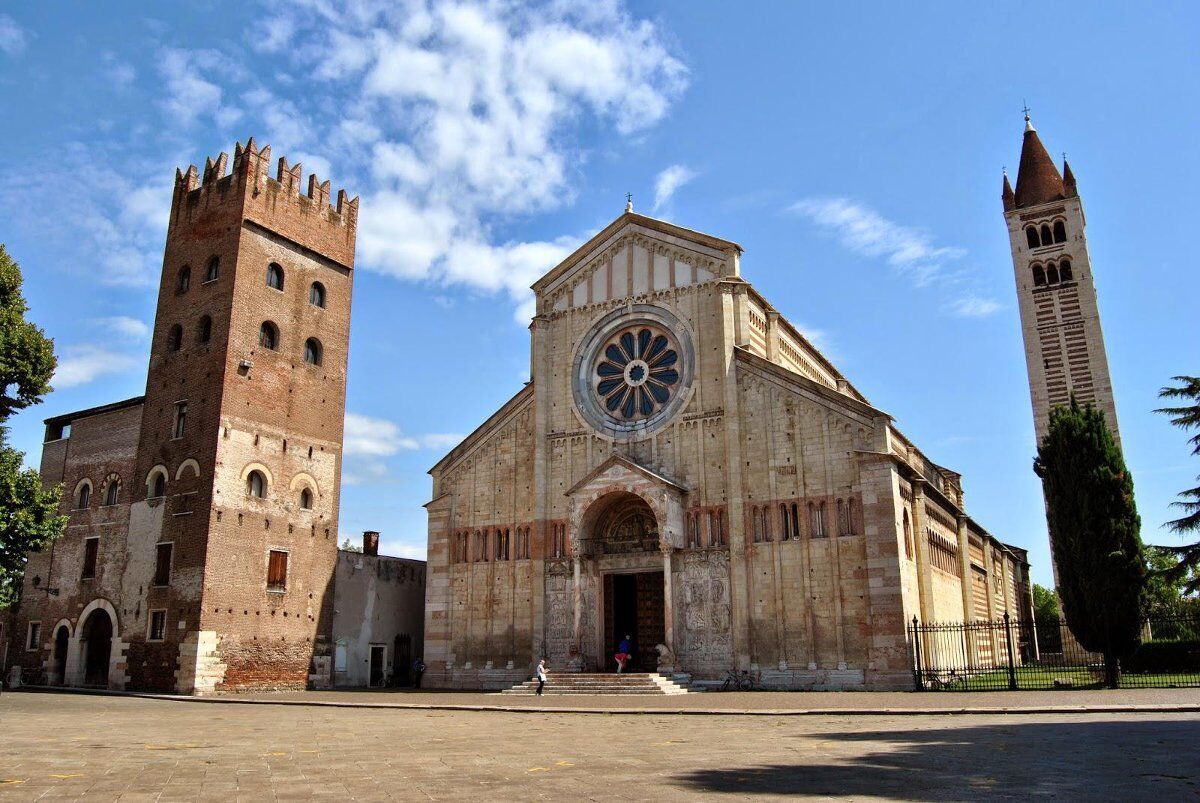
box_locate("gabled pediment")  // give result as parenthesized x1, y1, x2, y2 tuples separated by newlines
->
(565, 453, 687, 498)
(533, 212, 742, 315)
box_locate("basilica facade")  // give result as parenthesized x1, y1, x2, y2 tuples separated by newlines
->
(424, 210, 1032, 691)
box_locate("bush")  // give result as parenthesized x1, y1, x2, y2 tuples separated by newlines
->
(1123, 640, 1200, 674)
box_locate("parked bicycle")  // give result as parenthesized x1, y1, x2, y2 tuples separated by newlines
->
(721, 669, 756, 691)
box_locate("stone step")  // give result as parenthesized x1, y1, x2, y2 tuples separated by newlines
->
(501, 672, 691, 696)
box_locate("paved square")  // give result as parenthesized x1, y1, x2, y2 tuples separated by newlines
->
(1, 691, 1198, 800)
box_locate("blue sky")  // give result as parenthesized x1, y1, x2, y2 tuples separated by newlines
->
(1, 1, 1196, 584)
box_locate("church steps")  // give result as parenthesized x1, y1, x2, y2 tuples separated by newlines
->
(500, 672, 692, 695)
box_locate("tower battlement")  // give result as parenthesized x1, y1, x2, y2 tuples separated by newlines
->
(170, 137, 358, 268)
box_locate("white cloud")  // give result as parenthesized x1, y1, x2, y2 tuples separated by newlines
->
(787, 198, 965, 287)
(652, 164, 697, 212)
(158, 48, 244, 127)
(92, 316, 151, 340)
(390, 542, 428, 560)
(53, 345, 139, 389)
(344, 412, 463, 456)
(246, 0, 687, 323)
(949, 295, 1002, 318)
(0, 15, 29, 57)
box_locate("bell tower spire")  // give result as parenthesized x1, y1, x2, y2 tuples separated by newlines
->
(1001, 113, 1121, 449)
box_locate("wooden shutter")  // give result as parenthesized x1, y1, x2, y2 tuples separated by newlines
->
(267, 550, 288, 590)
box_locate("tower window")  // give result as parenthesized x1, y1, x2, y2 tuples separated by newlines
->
(197, 315, 212, 344)
(149, 471, 166, 499)
(172, 401, 187, 439)
(168, 324, 183, 352)
(299, 488, 313, 510)
(304, 338, 323, 366)
(259, 321, 279, 350)
(1058, 259, 1073, 282)
(247, 470, 266, 498)
(1025, 226, 1039, 249)
(177, 265, 191, 294)
(1047, 263, 1060, 285)
(154, 542, 173, 586)
(105, 479, 119, 506)
(266, 263, 284, 291)
(1053, 220, 1067, 243)
(267, 549, 288, 591)
(81, 537, 99, 579)
(76, 481, 91, 510)
(1032, 264, 1046, 287)
(1039, 223, 1052, 245)
(205, 256, 220, 282)
(309, 282, 326, 308)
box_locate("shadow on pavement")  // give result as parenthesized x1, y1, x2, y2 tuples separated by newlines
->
(671, 719, 1200, 799)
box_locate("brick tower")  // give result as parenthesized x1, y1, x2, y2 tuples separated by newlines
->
(139, 139, 357, 692)
(1002, 113, 1121, 449)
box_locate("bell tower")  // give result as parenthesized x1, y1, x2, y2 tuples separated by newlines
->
(1002, 112, 1121, 449)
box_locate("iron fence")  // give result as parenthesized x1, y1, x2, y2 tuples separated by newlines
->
(911, 613, 1200, 691)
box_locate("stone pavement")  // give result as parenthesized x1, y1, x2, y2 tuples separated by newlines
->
(2, 691, 1199, 800)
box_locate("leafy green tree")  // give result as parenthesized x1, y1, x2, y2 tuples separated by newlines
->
(0, 245, 56, 422)
(0, 245, 63, 605)
(1032, 583, 1060, 623)
(1154, 376, 1200, 594)
(339, 537, 362, 553)
(1034, 397, 1146, 686)
(0, 440, 67, 605)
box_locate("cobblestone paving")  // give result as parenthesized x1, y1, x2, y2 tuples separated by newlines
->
(1, 691, 1198, 800)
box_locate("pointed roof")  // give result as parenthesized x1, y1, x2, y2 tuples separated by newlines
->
(1014, 115, 1064, 209)
(1001, 172, 1015, 212)
(1063, 159, 1078, 198)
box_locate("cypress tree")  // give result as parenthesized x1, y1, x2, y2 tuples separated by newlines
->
(1034, 397, 1146, 687)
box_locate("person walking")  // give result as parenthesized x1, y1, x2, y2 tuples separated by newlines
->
(535, 659, 548, 696)
(412, 658, 426, 689)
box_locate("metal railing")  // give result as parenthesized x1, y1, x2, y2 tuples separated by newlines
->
(911, 613, 1200, 691)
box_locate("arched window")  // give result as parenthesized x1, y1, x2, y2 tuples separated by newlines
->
(1040, 223, 1052, 245)
(177, 265, 191, 293)
(105, 480, 119, 506)
(309, 282, 326, 308)
(1053, 220, 1067, 243)
(266, 263, 284, 291)
(168, 324, 183, 351)
(1025, 227, 1039, 249)
(299, 487, 313, 510)
(779, 503, 790, 540)
(150, 472, 166, 499)
(1032, 264, 1046, 286)
(903, 509, 913, 560)
(76, 482, 91, 509)
(247, 470, 266, 498)
(204, 256, 219, 282)
(259, 321, 278, 350)
(197, 315, 212, 344)
(790, 502, 800, 540)
(1047, 263, 1060, 285)
(1058, 259, 1073, 281)
(304, 338, 322, 366)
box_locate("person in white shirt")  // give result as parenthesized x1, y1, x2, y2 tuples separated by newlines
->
(536, 659, 547, 696)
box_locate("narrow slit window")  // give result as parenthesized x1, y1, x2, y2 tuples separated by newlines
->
(154, 542, 173, 586)
(81, 537, 99, 579)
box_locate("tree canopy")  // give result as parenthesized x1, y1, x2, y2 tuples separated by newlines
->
(0, 245, 56, 423)
(1034, 397, 1146, 684)
(1154, 375, 1200, 593)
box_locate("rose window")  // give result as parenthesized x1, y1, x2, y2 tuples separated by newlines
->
(593, 327, 680, 420)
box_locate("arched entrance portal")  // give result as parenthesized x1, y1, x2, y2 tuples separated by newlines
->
(578, 492, 668, 673)
(81, 608, 113, 687)
(53, 625, 70, 685)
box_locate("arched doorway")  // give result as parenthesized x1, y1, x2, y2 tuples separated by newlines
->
(53, 625, 70, 685)
(81, 608, 113, 687)
(582, 492, 667, 672)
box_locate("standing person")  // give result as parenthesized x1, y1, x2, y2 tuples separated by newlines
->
(615, 634, 632, 673)
(535, 659, 547, 696)
(412, 658, 426, 689)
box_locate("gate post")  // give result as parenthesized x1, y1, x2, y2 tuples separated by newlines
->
(1004, 612, 1017, 691)
(911, 616, 924, 691)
